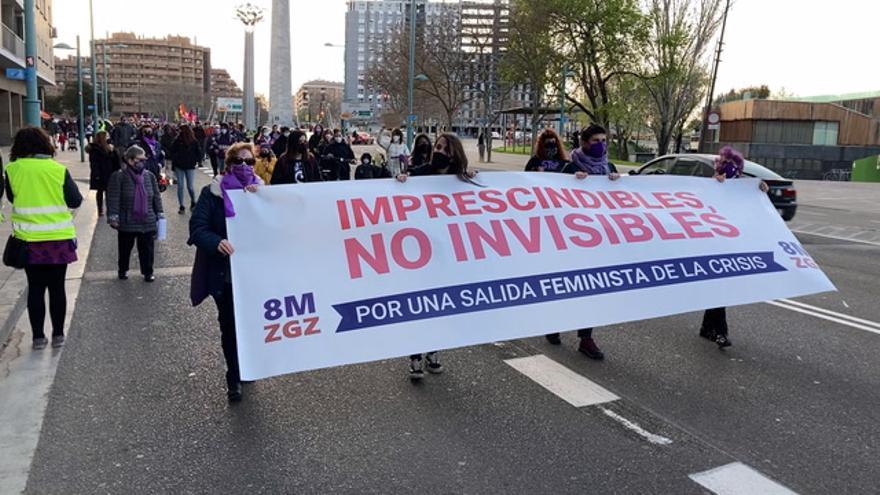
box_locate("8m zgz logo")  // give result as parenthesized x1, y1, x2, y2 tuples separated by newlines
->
(262, 293, 320, 344)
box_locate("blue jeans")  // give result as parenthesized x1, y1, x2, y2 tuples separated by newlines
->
(174, 168, 196, 208)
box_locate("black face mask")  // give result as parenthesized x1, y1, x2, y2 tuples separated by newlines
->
(431, 152, 451, 171)
(260, 151, 270, 157)
(545, 145, 558, 158)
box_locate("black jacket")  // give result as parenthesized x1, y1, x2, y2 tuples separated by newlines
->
(87, 144, 120, 190)
(319, 142, 354, 181)
(355, 163, 392, 180)
(171, 139, 202, 170)
(272, 134, 288, 158)
(107, 168, 164, 233)
(188, 183, 230, 303)
(271, 155, 323, 185)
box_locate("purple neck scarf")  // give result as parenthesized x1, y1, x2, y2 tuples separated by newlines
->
(220, 164, 259, 217)
(570, 147, 609, 175)
(126, 165, 148, 222)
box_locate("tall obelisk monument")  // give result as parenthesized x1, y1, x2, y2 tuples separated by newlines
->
(269, 0, 293, 126)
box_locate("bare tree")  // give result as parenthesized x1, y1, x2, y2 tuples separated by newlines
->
(640, 0, 723, 154)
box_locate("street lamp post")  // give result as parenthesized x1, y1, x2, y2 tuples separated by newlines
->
(558, 63, 575, 138)
(102, 47, 109, 119)
(236, 3, 264, 132)
(89, 0, 98, 124)
(23, 0, 41, 126)
(54, 39, 85, 162)
(406, 0, 417, 148)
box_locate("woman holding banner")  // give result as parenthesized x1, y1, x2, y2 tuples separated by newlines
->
(396, 133, 479, 379)
(189, 142, 261, 402)
(527, 126, 619, 360)
(699, 145, 769, 349)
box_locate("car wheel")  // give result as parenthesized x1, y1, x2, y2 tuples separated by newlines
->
(781, 209, 796, 221)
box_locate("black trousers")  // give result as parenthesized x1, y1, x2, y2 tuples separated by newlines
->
(25, 264, 68, 340)
(214, 284, 240, 387)
(701, 307, 728, 336)
(96, 189, 105, 214)
(118, 231, 156, 276)
(546, 328, 593, 340)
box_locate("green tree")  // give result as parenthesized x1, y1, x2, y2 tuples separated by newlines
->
(713, 84, 771, 106)
(543, 0, 649, 131)
(502, 0, 558, 146)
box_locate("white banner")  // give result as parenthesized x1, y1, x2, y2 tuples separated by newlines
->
(227, 173, 835, 380)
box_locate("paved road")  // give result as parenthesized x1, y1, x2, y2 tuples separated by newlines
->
(1, 151, 879, 494)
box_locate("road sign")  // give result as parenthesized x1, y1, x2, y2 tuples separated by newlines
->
(216, 97, 243, 113)
(87, 104, 96, 110)
(407, 114, 417, 122)
(707, 112, 720, 125)
(342, 101, 373, 120)
(5, 68, 25, 80)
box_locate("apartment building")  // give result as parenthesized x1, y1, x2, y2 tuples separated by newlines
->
(94, 32, 211, 117)
(344, 0, 528, 133)
(0, 0, 56, 144)
(210, 68, 243, 99)
(295, 79, 344, 125)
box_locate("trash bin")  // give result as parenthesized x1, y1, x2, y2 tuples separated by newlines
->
(852, 154, 880, 182)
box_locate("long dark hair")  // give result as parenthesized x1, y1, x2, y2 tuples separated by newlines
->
(176, 125, 195, 145)
(281, 130, 310, 162)
(437, 133, 479, 185)
(534, 128, 568, 161)
(10, 127, 55, 161)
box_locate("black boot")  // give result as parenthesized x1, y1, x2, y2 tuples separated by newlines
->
(227, 382, 242, 402)
(699, 327, 716, 341)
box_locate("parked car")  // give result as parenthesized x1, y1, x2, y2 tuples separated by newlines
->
(491, 131, 502, 140)
(629, 154, 797, 221)
(352, 131, 374, 145)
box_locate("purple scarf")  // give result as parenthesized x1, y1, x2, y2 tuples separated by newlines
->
(126, 166, 148, 222)
(220, 164, 260, 217)
(570, 147, 610, 175)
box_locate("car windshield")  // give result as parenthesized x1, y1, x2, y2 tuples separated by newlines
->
(743, 160, 784, 180)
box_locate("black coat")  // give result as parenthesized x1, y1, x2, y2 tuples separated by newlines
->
(271, 134, 288, 158)
(355, 164, 392, 180)
(188, 184, 230, 304)
(87, 144, 120, 190)
(171, 139, 202, 170)
(271, 155, 323, 184)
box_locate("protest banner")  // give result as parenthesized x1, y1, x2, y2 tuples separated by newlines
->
(226, 173, 835, 380)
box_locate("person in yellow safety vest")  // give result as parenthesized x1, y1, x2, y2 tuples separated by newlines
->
(4, 127, 83, 350)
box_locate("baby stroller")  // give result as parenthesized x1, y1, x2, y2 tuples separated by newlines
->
(67, 132, 79, 152)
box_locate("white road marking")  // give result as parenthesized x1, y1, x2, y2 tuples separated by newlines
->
(598, 407, 672, 445)
(766, 300, 880, 336)
(790, 229, 880, 247)
(689, 462, 798, 495)
(504, 354, 618, 407)
(842, 300, 850, 309)
(778, 299, 880, 329)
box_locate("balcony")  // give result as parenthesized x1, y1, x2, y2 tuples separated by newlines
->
(1, 23, 24, 60)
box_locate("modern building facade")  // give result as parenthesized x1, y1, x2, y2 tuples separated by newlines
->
(0, 0, 56, 143)
(343, 0, 527, 132)
(49, 54, 91, 97)
(210, 68, 243, 99)
(704, 97, 880, 179)
(295, 80, 343, 126)
(94, 32, 211, 117)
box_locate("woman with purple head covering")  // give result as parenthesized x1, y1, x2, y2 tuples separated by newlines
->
(700, 145, 769, 348)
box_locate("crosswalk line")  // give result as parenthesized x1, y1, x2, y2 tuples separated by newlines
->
(504, 354, 619, 407)
(689, 462, 798, 495)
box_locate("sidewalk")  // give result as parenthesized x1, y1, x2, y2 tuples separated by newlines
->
(0, 147, 92, 356)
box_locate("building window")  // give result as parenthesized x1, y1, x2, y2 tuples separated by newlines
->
(813, 121, 839, 146)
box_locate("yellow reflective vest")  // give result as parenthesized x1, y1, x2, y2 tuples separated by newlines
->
(5, 157, 76, 242)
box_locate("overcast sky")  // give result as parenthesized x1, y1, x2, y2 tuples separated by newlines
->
(53, 0, 879, 100)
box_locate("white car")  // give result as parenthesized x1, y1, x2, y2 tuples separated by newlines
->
(491, 131, 502, 140)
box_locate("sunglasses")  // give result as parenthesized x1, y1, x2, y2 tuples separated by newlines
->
(230, 158, 256, 166)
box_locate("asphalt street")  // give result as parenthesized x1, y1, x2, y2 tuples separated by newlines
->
(3, 152, 880, 494)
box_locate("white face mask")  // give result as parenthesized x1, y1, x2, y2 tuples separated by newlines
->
(262, 129, 270, 136)
(335, 137, 343, 143)
(392, 136, 400, 143)
(220, 129, 228, 135)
